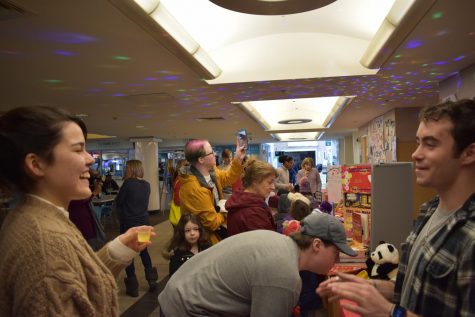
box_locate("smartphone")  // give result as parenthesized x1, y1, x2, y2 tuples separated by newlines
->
(237, 128, 248, 149)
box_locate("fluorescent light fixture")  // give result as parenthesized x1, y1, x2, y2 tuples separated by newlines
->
(149, 5, 199, 54)
(109, 0, 221, 79)
(273, 132, 321, 142)
(361, 0, 436, 68)
(193, 47, 222, 78)
(240, 96, 354, 131)
(161, 0, 393, 84)
(239, 96, 354, 141)
(133, 0, 159, 14)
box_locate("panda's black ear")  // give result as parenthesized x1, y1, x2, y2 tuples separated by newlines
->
(388, 244, 394, 252)
(379, 241, 385, 245)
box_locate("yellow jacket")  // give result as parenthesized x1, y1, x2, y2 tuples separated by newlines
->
(179, 158, 243, 244)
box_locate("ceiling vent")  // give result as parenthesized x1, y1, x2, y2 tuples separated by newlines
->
(196, 116, 225, 121)
(0, 0, 30, 21)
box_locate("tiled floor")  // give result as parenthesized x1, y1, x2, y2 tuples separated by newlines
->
(103, 209, 173, 317)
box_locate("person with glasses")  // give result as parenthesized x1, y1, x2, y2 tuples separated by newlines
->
(179, 139, 246, 244)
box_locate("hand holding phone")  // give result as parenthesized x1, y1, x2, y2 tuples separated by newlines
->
(237, 128, 248, 150)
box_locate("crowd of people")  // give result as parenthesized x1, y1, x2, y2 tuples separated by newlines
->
(0, 98, 473, 317)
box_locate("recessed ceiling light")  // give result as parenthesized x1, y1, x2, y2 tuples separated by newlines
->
(278, 119, 312, 124)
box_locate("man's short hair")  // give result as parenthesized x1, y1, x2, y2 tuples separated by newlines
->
(419, 99, 475, 156)
(185, 139, 208, 164)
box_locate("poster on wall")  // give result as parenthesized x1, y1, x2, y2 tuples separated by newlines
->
(326, 166, 342, 204)
(369, 116, 385, 164)
(341, 165, 372, 241)
(384, 117, 396, 163)
(341, 165, 372, 194)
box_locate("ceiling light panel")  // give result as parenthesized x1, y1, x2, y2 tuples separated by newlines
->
(242, 96, 342, 131)
(160, 0, 395, 83)
(274, 132, 321, 142)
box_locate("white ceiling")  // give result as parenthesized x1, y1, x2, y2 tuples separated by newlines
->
(161, 0, 390, 83)
(0, 0, 474, 147)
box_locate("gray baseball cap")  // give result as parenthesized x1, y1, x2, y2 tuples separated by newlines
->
(301, 213, 357, 257)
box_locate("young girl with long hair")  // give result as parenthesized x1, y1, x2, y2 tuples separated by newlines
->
(165, 213, 211, 276)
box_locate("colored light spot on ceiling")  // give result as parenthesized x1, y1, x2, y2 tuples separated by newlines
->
(162, 75, 178, 80)
(144, 77, 157, 81)
(112, 93, 125, 97)
(453, 55, 465, 61)
(394, 54, 401, 59)
(54, 50, 77, 56)
(435, 29, 449, 36)
(421, 63, 429, 67)
(41, 32, 96, 44)
(432, 11, 443, 19)
(406, 39, 423, 49)
(44, 79, 62, 84)
(434, 61, 447, 65)
(113, 56, 130, 60)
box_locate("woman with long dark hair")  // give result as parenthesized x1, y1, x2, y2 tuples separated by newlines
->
(0, 106, 154, 316)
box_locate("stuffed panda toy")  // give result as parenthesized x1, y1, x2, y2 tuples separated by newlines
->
(366, 241, 399, 281)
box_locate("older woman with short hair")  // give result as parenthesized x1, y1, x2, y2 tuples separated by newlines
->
(296, 157, 322, 195)
(225, 159, 277, 236)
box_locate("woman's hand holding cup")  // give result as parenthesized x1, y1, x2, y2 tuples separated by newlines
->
(119, 225, 156, 252)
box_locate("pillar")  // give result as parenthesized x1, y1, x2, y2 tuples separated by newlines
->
(130, 137, 162, 211)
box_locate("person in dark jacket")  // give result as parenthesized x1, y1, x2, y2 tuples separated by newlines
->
(102, 174, 119, 194)
(116, 159, 158, 297)
(68, 197, 106, 251)
(225, 159, 277, 236)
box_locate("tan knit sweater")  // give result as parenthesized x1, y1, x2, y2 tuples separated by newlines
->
(0, 196, 126, 316)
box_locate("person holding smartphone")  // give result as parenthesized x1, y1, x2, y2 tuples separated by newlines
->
(237, 128, 248, 150)
(179, 137, 246, 244)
